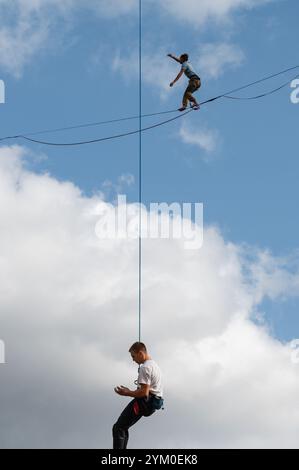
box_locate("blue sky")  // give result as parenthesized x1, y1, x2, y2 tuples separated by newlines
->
(1, 0, 299, 449)
(1, 1, 299, 343)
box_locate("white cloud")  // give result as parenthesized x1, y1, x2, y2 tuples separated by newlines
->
(102, 173, 135, 199)
(0, 0, 71, 77)
(118, 173, 135, 187)
(1, 145, 299, 448)
(0, 0, 137, 77)
(0, 8, 50, 78)
(242, 248, 299, 304)
(113, 50, 175, 100)
(197, 43, 245, 79)
(157, 0, 273, 27)
(0, 0, 272, 78)
(179, 122, 220, 156)
(89, 0, 136, 18)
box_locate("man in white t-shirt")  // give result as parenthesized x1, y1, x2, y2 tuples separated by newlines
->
(168, 52, 201, 111)
(113, 342, 164, 449)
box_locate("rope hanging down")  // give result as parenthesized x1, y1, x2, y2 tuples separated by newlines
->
(138, 0, 142, 343)
(224, 74, 299, 100)
(0, 65, 298, 146)
(0, 108, 181, 141)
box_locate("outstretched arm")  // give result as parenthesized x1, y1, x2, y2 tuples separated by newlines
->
(167, 53, 181, 63)
(170, 68, 184, 87)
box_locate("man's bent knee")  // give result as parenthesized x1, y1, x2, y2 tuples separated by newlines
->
(113, 422, 122, 437)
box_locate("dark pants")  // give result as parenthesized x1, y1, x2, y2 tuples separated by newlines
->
(183, 77, 201, 107)
(113, 397, 156, 449)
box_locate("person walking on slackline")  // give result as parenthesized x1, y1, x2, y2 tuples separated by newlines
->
(168, 52, 201, 111)
(113, 342, 164, 449)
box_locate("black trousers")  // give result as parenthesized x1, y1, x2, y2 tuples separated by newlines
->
(112, 397, 156, 449)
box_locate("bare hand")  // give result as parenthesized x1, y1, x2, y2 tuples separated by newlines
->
(114, 385, 130, 396)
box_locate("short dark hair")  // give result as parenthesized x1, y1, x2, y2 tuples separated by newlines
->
(129, 342, 147, 354)
(180, 53, 189, 62)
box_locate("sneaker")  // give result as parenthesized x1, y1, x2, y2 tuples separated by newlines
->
(178, 107, 187, 112)
(191, 103, 200, 110)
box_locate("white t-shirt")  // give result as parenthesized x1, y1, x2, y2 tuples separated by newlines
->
(138, 359, 163, 398)
(181, 61, 200, 80)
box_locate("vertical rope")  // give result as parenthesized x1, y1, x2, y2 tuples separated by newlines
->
(138, 0, 142, 343)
